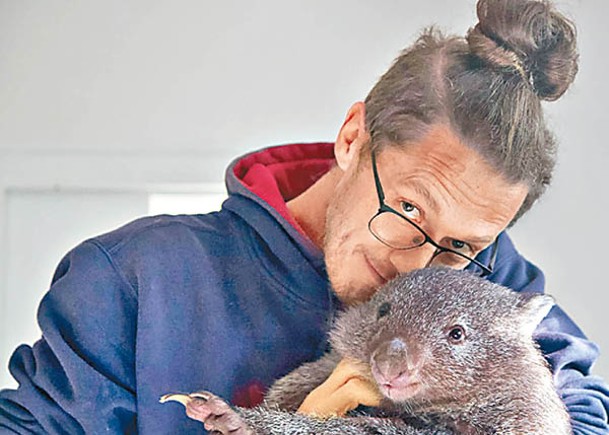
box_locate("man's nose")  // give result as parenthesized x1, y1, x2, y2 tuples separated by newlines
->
(387, 243, 437, 274)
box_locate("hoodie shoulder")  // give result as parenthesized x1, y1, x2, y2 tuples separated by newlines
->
(91, 212, 232, 255)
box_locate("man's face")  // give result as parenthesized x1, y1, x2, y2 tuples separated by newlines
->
(324, 123, 528, 305)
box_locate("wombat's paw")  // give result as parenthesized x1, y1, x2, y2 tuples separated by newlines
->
(185, 391, 254, 435)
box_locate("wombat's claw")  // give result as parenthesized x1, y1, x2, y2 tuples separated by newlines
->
(160, 392, 209, 406)
(185, 391, 254, 435)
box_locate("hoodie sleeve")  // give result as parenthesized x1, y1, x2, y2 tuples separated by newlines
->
(0, 240, 138, 434)
(487, 232, 609, 434)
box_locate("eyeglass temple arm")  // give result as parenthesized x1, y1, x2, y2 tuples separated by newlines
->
(371, 151, 386, 206)
(487, 237, 500, 272)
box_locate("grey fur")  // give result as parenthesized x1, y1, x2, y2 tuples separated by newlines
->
(199, 268, 571, 434)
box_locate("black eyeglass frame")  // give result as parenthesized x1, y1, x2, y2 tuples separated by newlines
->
(367, 150, 497, 277)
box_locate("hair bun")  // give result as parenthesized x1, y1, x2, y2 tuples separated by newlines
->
(466, 0, 578, 101)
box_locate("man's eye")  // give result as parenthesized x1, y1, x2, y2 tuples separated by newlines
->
(437, 240, 474, 261)
(451, 240, 465, 249)
(447, 239, 474, 257)
(400, 202, 420, 220)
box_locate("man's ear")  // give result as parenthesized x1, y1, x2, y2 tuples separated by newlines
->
(334, 102, 369, 171)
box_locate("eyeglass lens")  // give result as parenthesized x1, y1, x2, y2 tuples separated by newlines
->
(369, 211, 474, 269)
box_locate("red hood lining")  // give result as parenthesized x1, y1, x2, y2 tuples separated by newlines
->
(233, 143, 335, 237)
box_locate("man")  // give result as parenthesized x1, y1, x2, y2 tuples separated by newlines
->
(1, 0, 608, 433)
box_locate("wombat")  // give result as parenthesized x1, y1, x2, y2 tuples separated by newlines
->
(181, 268, 571, 434)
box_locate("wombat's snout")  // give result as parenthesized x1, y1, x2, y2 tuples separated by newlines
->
(370, 337, 422, 400)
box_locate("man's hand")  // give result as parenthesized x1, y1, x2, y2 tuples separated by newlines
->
(297, 358, 382, 417)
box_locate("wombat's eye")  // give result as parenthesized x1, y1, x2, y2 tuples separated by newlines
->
(447, 325, 466, 344)
(377, 302, 391, 319)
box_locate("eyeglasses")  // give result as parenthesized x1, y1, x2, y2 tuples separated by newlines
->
(367, 150, 497, 277)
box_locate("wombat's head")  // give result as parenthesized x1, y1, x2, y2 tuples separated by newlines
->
(330, 267, 554, 408)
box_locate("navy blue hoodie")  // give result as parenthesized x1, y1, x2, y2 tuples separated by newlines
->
(0, 143, 608, 434)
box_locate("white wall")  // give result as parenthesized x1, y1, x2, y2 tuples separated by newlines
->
(1, 0, 607, 387)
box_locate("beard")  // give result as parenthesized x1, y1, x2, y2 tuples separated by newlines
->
(322, 197, 379, 306)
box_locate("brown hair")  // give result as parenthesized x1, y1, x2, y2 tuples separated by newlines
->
(364, 0, 578, 223)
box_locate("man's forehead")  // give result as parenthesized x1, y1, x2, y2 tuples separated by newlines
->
(379, 124, 526, 197)
(376, 128, 528, 238)
(385, 127, 481, 174)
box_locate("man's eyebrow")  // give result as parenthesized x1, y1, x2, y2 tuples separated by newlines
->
(464, 235, 494, 246)
(402, 179, 440, 213)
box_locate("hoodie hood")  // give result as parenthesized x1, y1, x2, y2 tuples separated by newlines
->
(226, 142, 335, 236)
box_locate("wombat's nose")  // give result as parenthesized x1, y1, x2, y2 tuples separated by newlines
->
(370, 337, 415, 388)
(388, 338, 406, 353)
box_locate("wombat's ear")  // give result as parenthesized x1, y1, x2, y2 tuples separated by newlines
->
(517, 293, 555, 337)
